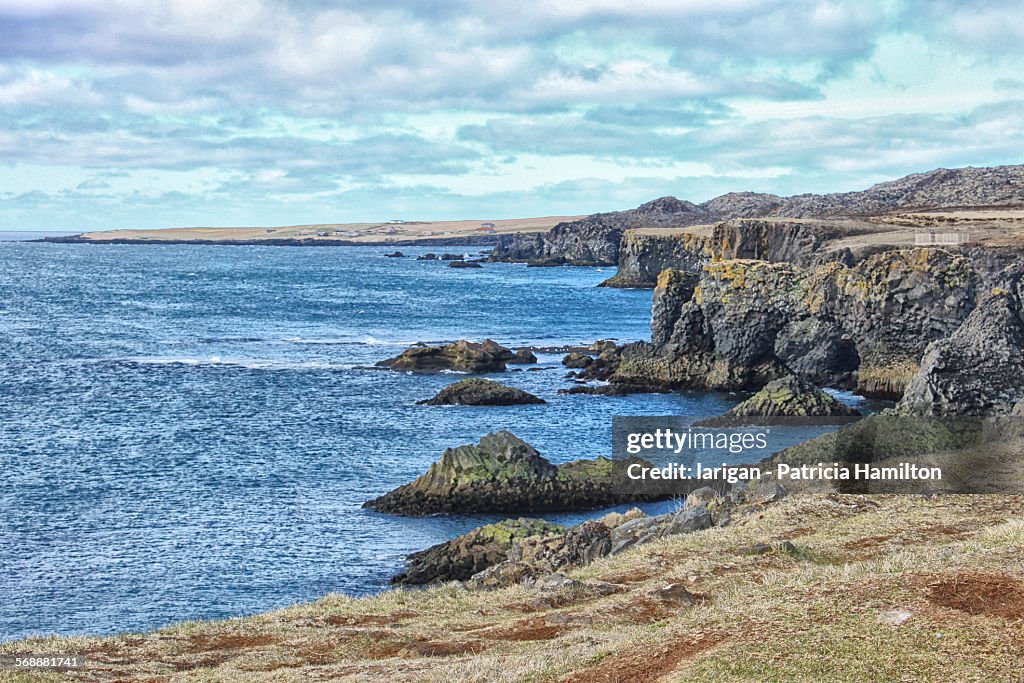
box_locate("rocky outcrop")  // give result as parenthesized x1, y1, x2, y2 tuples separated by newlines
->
(560, 341, 626, 382)
(509, 349, 538, 364)
(389, 478, 789, 588)
(417, 379, 545, 406)
(612, 249, 978, 396)
(701, 375, 860, 424)
(391, 518, 564, 585)
(598, 230, 711, 288)
(898, 278, 1024, 416)
(448, 260, 482, 268)
(562, 352, 592, 369)
(491, 197, 711, 266)
(497, 165, 1024, 271)
(465, 486, 761, 589)
(376, 339, 514, 373)
(363, 431, 662, 515)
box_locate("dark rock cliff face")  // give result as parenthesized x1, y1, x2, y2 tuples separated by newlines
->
(598, 230, 711, 288)
(491, 196, 711, 266)
(899, 270, 1024, 416)
(600, 219, 868, 288)
(613, 249, 979, 397)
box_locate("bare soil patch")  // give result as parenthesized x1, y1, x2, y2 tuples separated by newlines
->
(925, 573, 1024, 621)
(483, 617, 572, 642)
(561, 632, 726, 683)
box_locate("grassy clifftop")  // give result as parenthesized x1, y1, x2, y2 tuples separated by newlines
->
(5, 493, 1024, 682)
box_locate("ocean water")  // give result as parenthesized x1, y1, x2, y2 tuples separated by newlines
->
(0, 240, 855, 642)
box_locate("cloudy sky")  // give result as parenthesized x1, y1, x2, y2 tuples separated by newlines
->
(2, 0, 1024, 230)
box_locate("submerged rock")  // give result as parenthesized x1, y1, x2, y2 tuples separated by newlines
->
(418, 379, 545, 406)
(384, 251, 404, 258)
(448, 260, 482, 269)
(391, 518, 564, 585)
(558, 383, 671, 396)
(376, 339, 514, 373)
(363, 431, 661, 515)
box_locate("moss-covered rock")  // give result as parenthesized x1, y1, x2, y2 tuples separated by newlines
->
(363, 431, 664, 515)
(700, 375, 861, 425)
(391, 518, 565, 585)
(417, 379, 545, 406)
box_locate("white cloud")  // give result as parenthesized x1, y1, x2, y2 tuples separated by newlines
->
(1, 0, 1024, 228)
(0, 69, 100, 106)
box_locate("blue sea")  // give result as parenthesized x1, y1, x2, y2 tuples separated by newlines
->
(0, 237, 860, 642)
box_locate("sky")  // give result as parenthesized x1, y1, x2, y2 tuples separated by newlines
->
(1, 0, 1024, 230)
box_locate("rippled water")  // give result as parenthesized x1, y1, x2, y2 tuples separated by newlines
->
(0, 240, 762, 641)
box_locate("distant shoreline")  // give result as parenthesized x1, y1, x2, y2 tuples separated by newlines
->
(35, 214, 581, 247)
(38, 233, 502, 247)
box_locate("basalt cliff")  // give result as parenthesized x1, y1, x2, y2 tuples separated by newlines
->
(606, 248, 1024, 413)
(492, 164, 1024, 414)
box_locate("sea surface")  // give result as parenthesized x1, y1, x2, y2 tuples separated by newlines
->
(0, 238, 861, 641)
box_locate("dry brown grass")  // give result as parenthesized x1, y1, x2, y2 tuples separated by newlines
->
(4, 494, 1024, 682)
(78, 216, 583, 244)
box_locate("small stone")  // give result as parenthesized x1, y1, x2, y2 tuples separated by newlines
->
(531, 573, 582, 591)
(663, 506, 712, 536)
(747, 480, 788, 504)
(878, 609, 913, 626)
(509, 348, 538, 364)
(684, 486, 722, 509)
(650, 583, 699, 606)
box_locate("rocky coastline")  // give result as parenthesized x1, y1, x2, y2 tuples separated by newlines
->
(490, 165, 1024, 268)
(386, 473, 804, 589)
(14, 165, 1024, 679)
